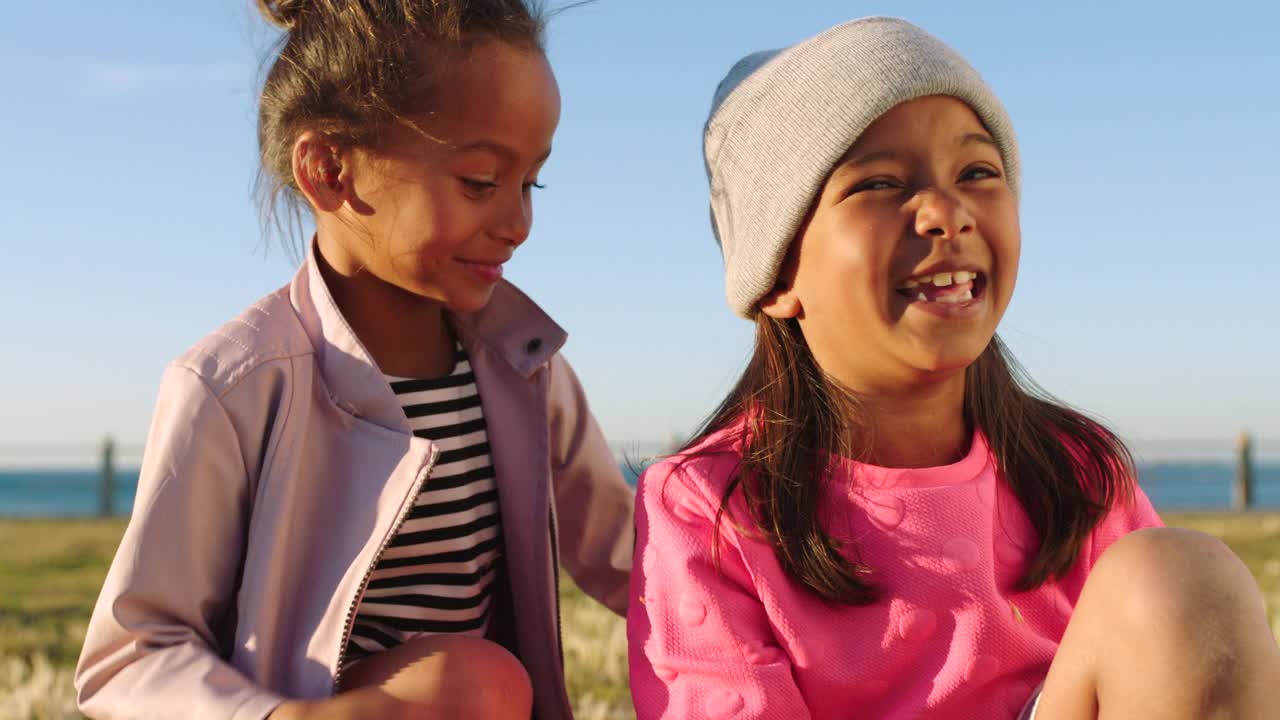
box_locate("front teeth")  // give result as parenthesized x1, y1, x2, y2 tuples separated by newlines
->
(897, 270, 978, 290)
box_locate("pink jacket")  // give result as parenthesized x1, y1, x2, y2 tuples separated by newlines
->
(75, 250, 634, 720)
(629, 427, 1161, 720)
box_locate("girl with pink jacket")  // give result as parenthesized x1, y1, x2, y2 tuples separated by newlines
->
(74, 2, 633, 719)
(628, 17, 1280, 720)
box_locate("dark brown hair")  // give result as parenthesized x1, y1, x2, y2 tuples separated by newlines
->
(254, 0, 548, 247)
(689, 317, 1135, 605)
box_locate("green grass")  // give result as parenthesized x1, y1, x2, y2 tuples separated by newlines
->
(0, 518, 635, 720)
(3, 514, 1280, 720)
(558, 575, 632, 720)
(0, 520, 125, 669)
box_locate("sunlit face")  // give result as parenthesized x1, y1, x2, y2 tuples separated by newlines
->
(328, 39, 561, 312)
(764, 96, 1020, 393)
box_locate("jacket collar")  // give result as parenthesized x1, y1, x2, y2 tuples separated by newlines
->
(289, 241, 566, 430)
(451, 280, 566, 378)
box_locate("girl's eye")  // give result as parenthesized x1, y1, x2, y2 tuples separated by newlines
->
(849, 177, 901, 194)
(960, 164, 1001, 182)
(522, 181, 547, 192)
(461, 178, 498, 195)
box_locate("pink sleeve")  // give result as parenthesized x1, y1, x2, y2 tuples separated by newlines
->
(627, 459, 812, 720)
(1086, 484, 1165, 567)
(1057, 483, 1165, 603)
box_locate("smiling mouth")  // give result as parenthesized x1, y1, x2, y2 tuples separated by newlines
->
(458, 258, 505, 283)
(894, 270, 987, 305)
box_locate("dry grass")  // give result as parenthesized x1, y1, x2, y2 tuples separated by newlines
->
(0, 655, 79, 720)
(559, 576, 632, 720)
(3, 513, 1279, 719)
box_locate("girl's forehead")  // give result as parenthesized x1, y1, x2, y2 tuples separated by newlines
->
(824, 99, 1000, 186)
(460, 44, 555, 99)
(846, 97, 990, 152)
(400, 40, 559, 159)
(428, 40, 557, 108)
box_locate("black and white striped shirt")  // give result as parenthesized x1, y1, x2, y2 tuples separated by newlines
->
(345, 345, 503, 662)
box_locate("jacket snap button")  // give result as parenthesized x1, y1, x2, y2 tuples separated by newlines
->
(525, 338, 542, 353)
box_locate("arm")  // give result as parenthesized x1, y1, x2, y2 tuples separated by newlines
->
(74, 365, 285, 720)
(628, 459, 812, 720)
(546, 353, 634, 614)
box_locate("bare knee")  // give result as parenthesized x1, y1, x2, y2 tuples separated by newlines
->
(1038, 529, 1272, 719)
(443, 636, 533, 720)
(1088, 528, 1271, 679)
(340, 635, 532, 720)
(1045, 527, 1280, 718)
(1092, 528, 1263, 628)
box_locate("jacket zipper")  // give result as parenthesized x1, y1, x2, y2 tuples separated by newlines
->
(549, 506, 564, 668)
(332, 447, 440, 692)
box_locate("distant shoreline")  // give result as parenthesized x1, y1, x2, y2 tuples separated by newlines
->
(2, 437, 1279, 471)
(4, 463, 1280, 517)
(3, 459, 1280, 472)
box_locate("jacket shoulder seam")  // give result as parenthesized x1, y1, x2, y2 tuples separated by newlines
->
(172, 350, 312, 402)
(132, 365, 251, 525)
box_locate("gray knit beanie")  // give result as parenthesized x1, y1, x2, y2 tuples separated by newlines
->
(704, 17, 1020, 318)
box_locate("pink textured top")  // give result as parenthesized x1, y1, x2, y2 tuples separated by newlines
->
(628, 428, 1162, 720)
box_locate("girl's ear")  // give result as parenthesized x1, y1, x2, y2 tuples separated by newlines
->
(759, 243, 804, 319)
(292, 131, 352, 213)
(758, 282, 801, 319)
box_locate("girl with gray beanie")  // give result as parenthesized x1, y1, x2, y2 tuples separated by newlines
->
(627, 16, 1280, 720)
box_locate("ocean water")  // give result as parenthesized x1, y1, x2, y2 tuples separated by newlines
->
(2, 463, 1278, 517)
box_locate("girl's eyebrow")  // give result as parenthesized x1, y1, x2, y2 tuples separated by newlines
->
(961, 132, 998, 149)
(836, 132, 999, 177)
(849, 133, 996, 164)
(827, 149, 899, 186)
(455, 139, 553, 164)
(844, 149, 899, 168)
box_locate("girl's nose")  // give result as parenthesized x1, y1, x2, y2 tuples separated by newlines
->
(496, 190, 533, 247)
(913, 189, 975, 240)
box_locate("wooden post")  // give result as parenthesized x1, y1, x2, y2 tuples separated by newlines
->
(100, 436, 116, 517)
(1234, 431, 1254, 512)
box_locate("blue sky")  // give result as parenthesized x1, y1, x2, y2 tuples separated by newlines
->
(2, 0, 1277, 466)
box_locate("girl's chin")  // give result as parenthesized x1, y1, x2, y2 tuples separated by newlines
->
(900, 340, 993, 376)
(441, 287, 499, 315)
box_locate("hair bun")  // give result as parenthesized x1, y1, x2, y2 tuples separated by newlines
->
(257, 0, 309, 31)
